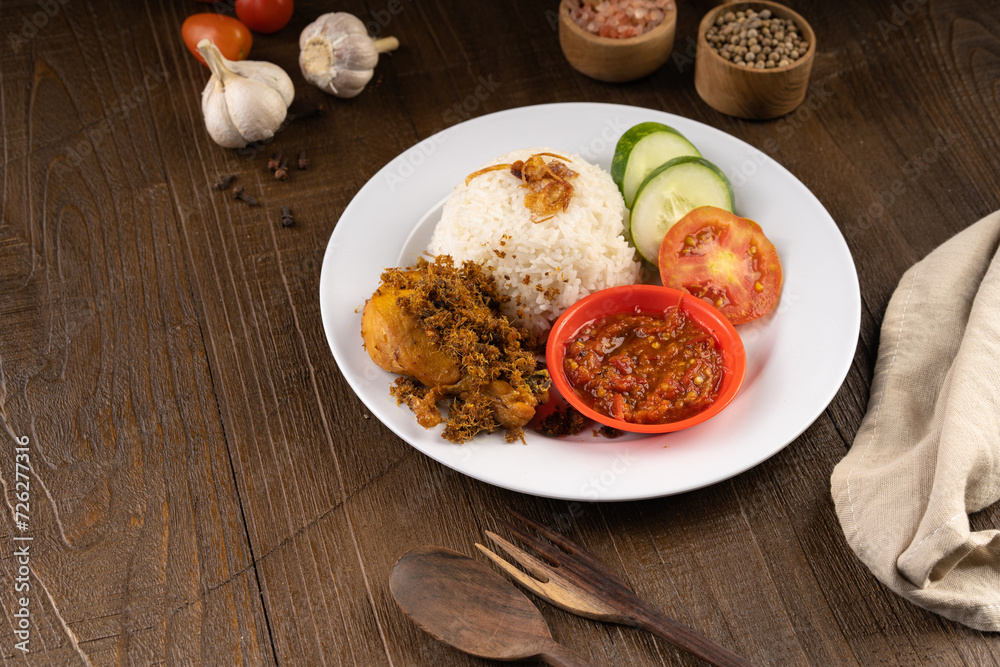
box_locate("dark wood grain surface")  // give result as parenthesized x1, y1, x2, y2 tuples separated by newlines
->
(1, 0, 998, 665)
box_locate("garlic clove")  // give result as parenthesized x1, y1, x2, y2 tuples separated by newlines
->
(201, 80, 247, 148)
(332, 35, 379, 70)
(223, 78, 290, 143)
(327, 68, 374, 98)
(229, 59, 295, 107)
(302, 12, 370, 44)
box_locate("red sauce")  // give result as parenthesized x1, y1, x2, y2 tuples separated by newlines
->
(562, 307, 723, 425)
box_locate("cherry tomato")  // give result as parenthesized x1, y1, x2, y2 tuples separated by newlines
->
(182, 14, 253, 66)
(658, 206, 783, 325)
(235, 0, 294, 34)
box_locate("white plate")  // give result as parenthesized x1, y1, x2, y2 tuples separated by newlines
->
(319, 103, 860, 501)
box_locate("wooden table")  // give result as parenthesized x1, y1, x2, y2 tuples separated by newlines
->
(1, 1, 998, 664)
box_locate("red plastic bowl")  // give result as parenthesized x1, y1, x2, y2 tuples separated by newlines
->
(545, 284, 747, 434)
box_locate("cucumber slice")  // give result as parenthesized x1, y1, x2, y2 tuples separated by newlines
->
(629, 156, 735, 263)
(611, 122, 701, 208)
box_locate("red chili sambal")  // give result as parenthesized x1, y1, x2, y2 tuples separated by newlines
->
(562, 307, 724, 425)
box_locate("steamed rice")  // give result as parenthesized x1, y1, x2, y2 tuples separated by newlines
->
(428, 148, 641, 338)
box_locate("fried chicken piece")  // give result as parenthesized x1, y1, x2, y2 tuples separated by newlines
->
(362, 287, 460, 388)
(363, 288, 540, 430)
(360, 257, 550, 443)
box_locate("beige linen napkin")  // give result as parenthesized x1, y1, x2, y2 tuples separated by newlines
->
(831, 210, 1000, 632)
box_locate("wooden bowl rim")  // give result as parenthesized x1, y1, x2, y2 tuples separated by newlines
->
(697, 0, 816, 74)
(559, 0, 678, 48)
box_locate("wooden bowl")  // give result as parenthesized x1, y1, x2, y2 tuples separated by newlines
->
(558, 0, 677, 83)
(694, 1, 815, 119)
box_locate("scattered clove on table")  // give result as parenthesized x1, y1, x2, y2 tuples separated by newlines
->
(275, 160, 289, 181)
(267, 150, 283, 172)
(280, 205, 294, 227)
(297, 150, 308, 170)
(233, 185, 260, 207)
(214, 174, 237, 191)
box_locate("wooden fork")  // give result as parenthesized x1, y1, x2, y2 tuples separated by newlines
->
(475, 511, 756, 667)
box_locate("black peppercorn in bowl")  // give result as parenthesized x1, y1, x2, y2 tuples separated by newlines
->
(694, 0, 816, 119)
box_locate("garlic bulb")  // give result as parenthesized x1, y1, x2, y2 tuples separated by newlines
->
(299, 13, 399, 99)
(198, 39, 295, 149)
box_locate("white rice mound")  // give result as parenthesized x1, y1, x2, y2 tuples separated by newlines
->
(429, 148, 641, 338)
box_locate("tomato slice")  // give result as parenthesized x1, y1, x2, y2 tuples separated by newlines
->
(182, 14, 253, 66)
(658, 206, 782, 325)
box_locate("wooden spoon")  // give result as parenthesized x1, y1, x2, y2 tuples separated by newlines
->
(390, 545, 594, 666)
